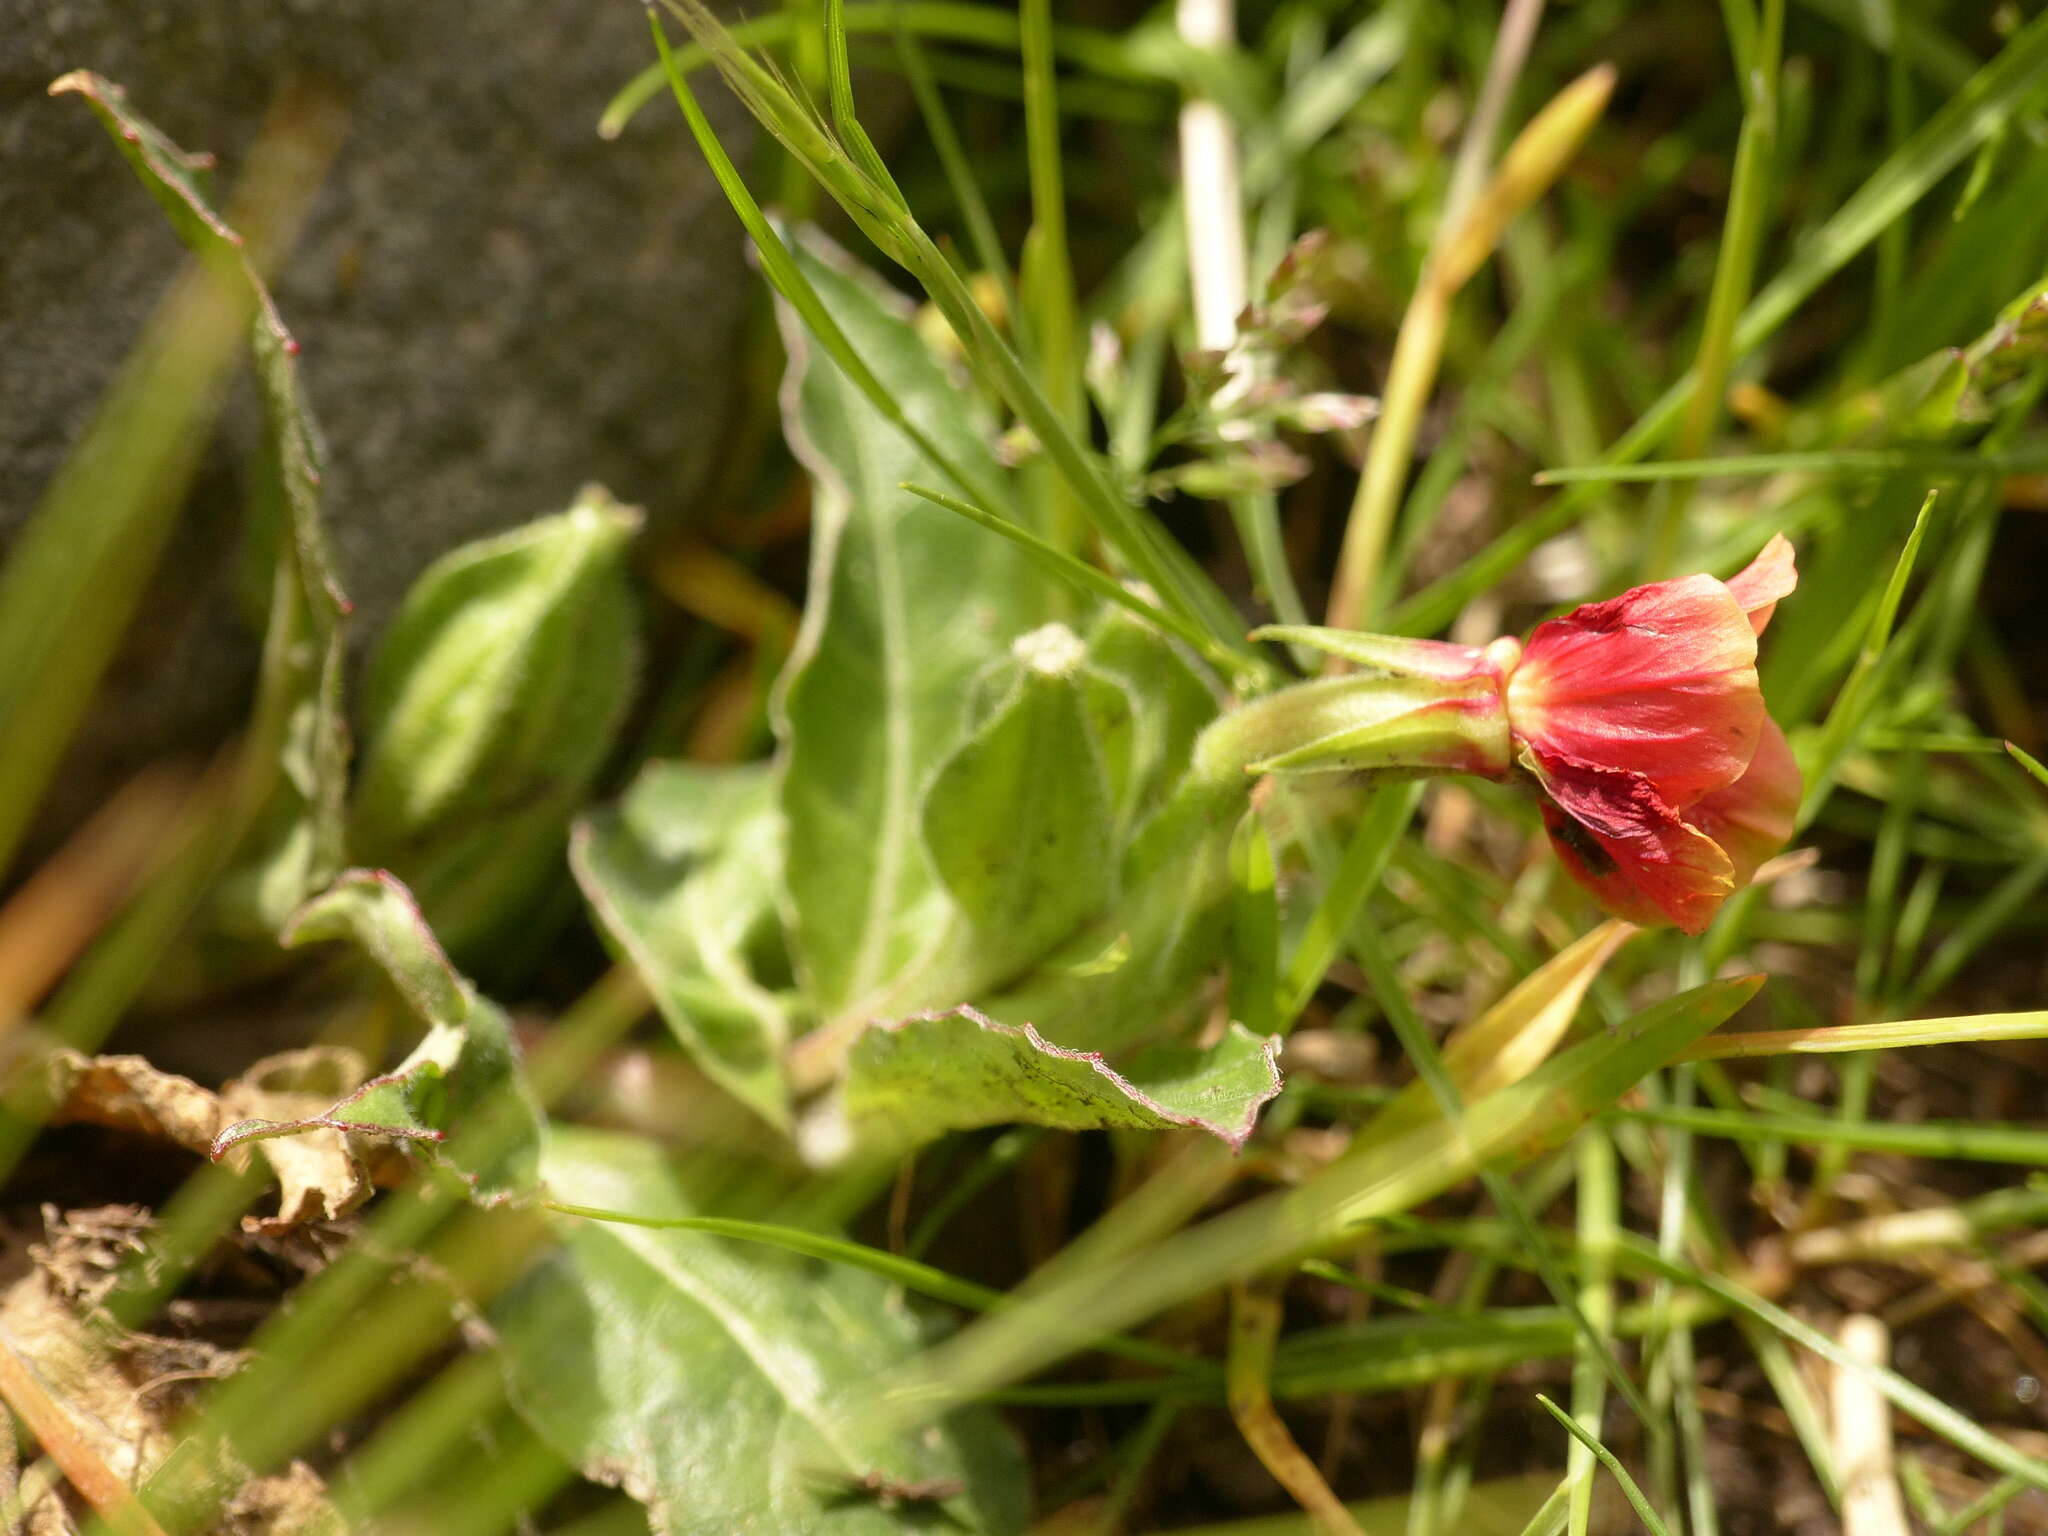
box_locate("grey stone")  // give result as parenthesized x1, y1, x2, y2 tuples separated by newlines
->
(0, 0, 752, 846)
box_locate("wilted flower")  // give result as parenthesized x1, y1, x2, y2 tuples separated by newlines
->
(1224, 535, 1801, 935)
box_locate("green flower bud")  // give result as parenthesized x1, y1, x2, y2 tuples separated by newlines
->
(352, 485, 642, 961)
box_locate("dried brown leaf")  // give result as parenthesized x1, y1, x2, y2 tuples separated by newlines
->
(0, 1225, 342, 1536)
(30, 1205, 154, 1311)
(219, 1462, 343, 1536)
(34, 1045, 386, 1233)
(39, 1051, 221, 1152)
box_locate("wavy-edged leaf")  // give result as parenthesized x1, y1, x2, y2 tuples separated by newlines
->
(494, 1125, 1029, 1536)
(806, 1006, 1281, 1162)
(38, 1045, 382, 1228)
(572, 763, 793, 1130)
(55, 66, 351, 732)
(211, 1064, 452, 1157)
(235, 267, 354, 934)
(883, 978, 1765, 1416)
(774, 230, 1059, 1023)
(210, 995, 530, 1199)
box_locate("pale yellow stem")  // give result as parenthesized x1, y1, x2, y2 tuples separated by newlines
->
(1227, 1278, 1369, 1536)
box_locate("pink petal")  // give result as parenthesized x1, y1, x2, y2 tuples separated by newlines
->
(1688, 714, 1800, 885)
(1509, 574, 1762, 807)
(1529, 749, 1736, 935)
(1724, 533, 1798, 636)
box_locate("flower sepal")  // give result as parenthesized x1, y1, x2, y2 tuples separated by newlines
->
(1251, 624, 1509, 681)
(1194, 667, 1512, 787)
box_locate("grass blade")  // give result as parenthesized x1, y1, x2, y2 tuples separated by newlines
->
(602, 2, 1172, 140)
(1018, 0, 1086, 549)
(1620, 1105, 2048, 1165)
(540, 1199, 1214, 1380)
(1392, 8, 2048, 636)
(646, 12, 1002, 515)
(898, 483, 1239, 672)
(1535, 1395, 1674, 1536)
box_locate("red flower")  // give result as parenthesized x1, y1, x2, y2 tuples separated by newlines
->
(1502, 536, 1801, 934)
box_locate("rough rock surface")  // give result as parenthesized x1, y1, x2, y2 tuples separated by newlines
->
(0, 1, 752, 841)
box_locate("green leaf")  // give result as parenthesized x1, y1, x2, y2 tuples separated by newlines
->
(52, 63, 351, 692)
(920, 626, 1118, 983)
(494, 1125, 1029, 1535)
(211, 630, 351, 939)
(281, 869, 469, 1027)
(774, 230, 1059, 1022)
(1, 75, 348, 890)
(808, 1007, 1281, 1161)
(897, 483, 1244, 678)
(213, 317, 355, 936)
(353, 486, 642, 960)
(212, 1020, 464, 1156)
(881, 979, 1763, 1418)
(216, 870, 538, 1194)
(917, 621, 1221, 1054)
(1832, 273, 2048, 440)
(531, 1200, 1212, 1381)
(572, 763, 793, 1130)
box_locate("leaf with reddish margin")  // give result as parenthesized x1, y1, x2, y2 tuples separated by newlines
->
(52, 71, 352, 925)
(49, 71, 346, 614)
(213, 870, 536, 1196)
(281, 869, 469, 1027)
